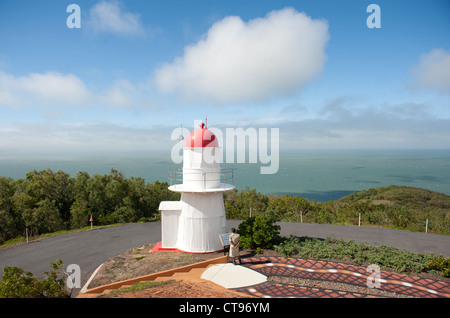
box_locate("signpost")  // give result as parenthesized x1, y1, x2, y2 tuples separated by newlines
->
(219, 233, 232, 257)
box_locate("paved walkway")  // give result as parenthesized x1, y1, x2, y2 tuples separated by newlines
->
(201, 256, 450, 298)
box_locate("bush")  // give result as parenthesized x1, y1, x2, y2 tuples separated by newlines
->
(237, 215, 281, 250)
(427, 256, 450, 278)
(0, 259, 69, 298)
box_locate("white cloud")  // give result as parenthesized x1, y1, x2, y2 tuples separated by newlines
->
(0, 71, 92, 107)
(411, 48, 450, 94)
(87, 0, 145, 36)
(154, 7, 329, 104)
(0, 71, 138, 110)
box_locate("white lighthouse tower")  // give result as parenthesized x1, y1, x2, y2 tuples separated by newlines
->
(158, 122, 235, 253)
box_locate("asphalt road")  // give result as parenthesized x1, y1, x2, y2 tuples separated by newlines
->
(0, 220, 449, 297)
(0, 222, 160, 296)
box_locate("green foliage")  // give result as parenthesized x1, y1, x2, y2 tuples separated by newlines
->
(225, 185, 450, 235)
(224, 187, 268, 220)
(2, 170, 449, 246)
(274, 236, 438, 275)
(274, 235, 301, 258)
(0, 169, 180, 245)
(0, 259, 68, 298)
(266, 195, 311, 222)
(237, 215, 281, 249)
(337, 185, 450, 233)
(0, 177, 18, 245)
(98, 280, 174, 297)
(427, 256, 450, 278)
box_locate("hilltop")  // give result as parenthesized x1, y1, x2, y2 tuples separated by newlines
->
(332, 185, 450, 234)
(339, 185, 450, 208)
(224, 184, 450, 235)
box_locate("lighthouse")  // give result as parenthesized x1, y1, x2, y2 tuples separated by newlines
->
(158, 121, 235, 253)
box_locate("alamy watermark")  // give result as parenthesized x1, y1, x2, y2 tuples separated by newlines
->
(65, 263, 81, 289)
(66, 4, 81, 29)
(66, 3, 380, 30)
(366, 264, 381, 289)
(366, 4, 381, 29)
(171, 121, 279, 175)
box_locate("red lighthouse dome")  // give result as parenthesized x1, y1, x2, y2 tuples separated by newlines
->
(185, 122, 218, 148)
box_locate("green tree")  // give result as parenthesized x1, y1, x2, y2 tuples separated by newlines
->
(13, 190, 35, 237)
(88, 172, 111, 224)
(224, 189, 244, 219)
(24, 169, 74, 227)
(147, 180, 180, 220)
(32, 199, 63, 234)
(224, 187, 268, 219)
(237, 215, 281, 250)
(70, 171, 91, 228)
(266, 195, 311, 222)
(0, 177, 19, 243)
(70, 198, 90, 229)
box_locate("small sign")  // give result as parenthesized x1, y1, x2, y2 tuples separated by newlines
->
(219, 233, 232, 246)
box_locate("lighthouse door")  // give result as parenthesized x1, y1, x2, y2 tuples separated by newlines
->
(159, 201, 182, 249)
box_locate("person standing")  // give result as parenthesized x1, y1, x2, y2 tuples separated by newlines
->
(229, 228, 242, 265)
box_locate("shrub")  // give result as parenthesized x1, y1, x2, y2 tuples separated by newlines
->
(237, 215, 281, 250)
(427, 256, 450, 278)
(0, 259, 69, 298)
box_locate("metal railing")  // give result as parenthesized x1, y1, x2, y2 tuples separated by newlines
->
(169, 168, 235, 188)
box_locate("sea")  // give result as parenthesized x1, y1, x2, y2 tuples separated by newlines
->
(0, 149, 449, 202)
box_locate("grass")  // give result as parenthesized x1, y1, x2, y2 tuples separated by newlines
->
(97, 280, 175, 298)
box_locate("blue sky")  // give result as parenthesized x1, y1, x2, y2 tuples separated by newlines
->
(0, 0, 449, 157)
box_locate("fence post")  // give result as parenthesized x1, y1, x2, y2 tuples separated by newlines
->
(425, 219, 428, 233)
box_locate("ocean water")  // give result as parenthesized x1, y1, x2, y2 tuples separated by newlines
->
(0, 149, 449, 202)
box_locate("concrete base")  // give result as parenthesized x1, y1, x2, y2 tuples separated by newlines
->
(150, 241, 224, 254)
(201, 263, 267, 289)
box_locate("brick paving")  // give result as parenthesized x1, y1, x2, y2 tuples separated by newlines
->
(231, 257, 450, 298)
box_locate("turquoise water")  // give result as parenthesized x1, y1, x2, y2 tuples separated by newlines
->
(1, 149, 449, 202)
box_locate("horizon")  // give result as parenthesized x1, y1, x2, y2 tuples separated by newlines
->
(1, 149, 449, 202)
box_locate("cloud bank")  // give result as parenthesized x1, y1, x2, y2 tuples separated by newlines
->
(0, 122, 172, 157)
(277, 98, 450, 150)
(0, 71, 91, 107)
(0, 71, 138, 109)
(154, 7, 329, 104)
(411, 48, 450, 95)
